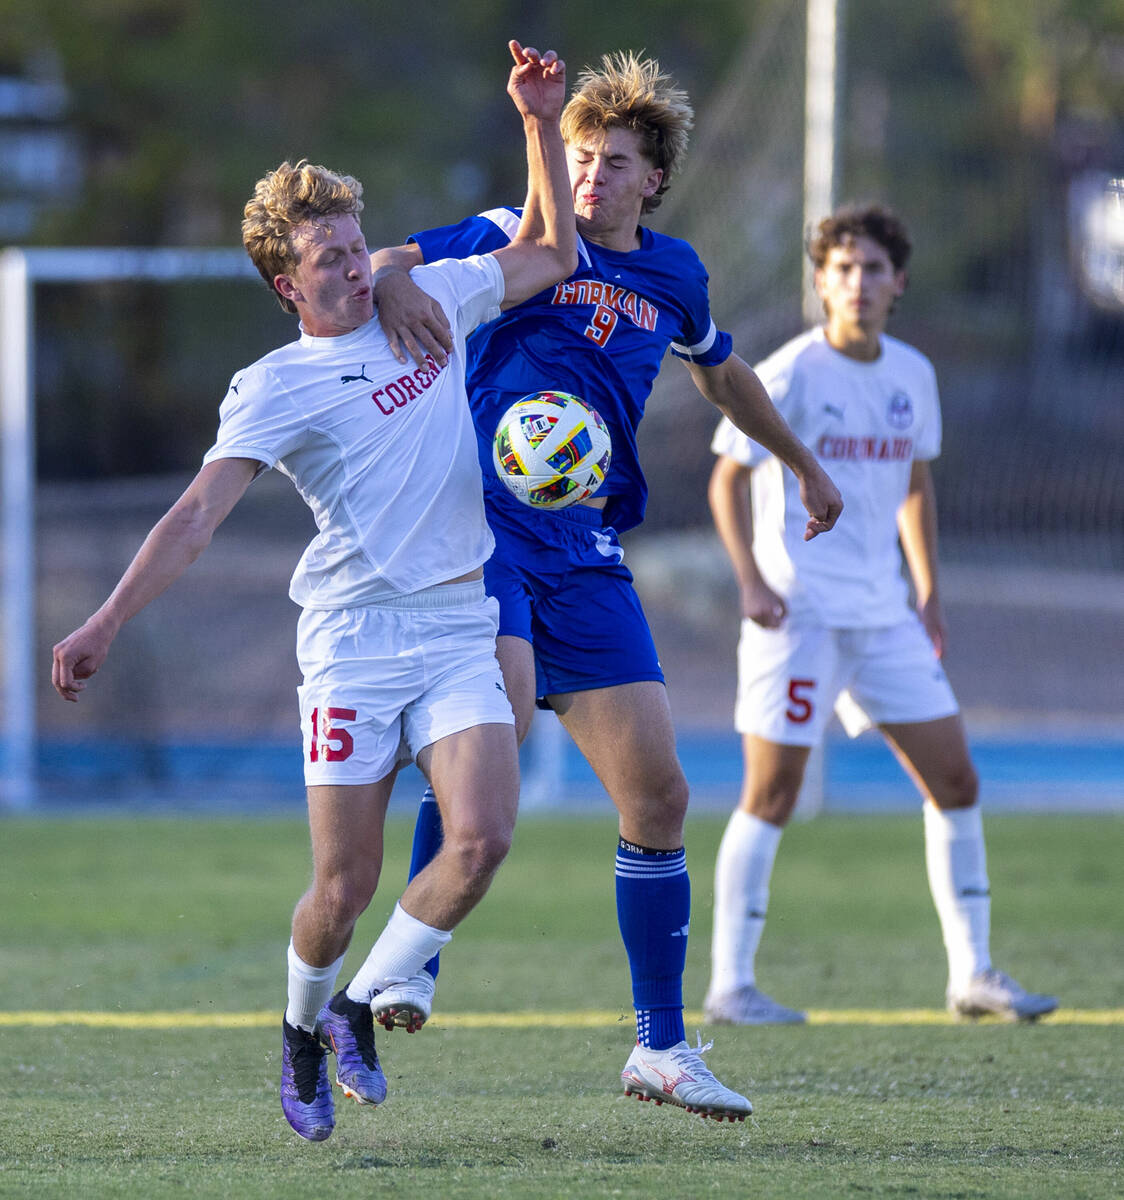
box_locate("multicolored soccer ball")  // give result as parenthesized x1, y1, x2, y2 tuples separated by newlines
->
(492, 391, 612, 510)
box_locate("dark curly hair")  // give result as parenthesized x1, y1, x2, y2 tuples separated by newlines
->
(806, 204, 912, 272)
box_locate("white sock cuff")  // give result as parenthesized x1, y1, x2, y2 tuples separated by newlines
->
(924, 802, 985, 845)
(287, 940, 346, 982)
(389, 901, 453, 951)
(731, 808, 784, 854)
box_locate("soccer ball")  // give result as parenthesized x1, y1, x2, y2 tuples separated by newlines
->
(492, 391, 612, 510)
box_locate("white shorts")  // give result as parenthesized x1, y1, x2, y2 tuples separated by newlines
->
(296, 581, 513, 787)
(734, 613, 959, 746)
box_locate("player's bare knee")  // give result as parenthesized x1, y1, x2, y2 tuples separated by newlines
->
(443, 824, 513, 884)
(745, 769, 801, 826)
(643, 773, 689, 831)
(313, 866, 378, 928)
(311, 887, 365, 935)
(746, 787, 799, 827)
(931, 761, 979, 810)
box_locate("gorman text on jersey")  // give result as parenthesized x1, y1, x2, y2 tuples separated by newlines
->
(551, 280, 658, 331)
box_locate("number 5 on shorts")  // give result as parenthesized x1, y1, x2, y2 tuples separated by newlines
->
(786, 678, 816, 724)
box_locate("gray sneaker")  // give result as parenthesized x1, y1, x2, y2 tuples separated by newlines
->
(947, 968, 1058, 1021)
(704, 985, 807, 1025)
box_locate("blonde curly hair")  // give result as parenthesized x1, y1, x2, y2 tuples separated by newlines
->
(242, 160, 364, 313)
(561, 51, 693, 214)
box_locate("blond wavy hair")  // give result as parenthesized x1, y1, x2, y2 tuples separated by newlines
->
(242, 160, 364, 313)
(561, 51, 693, 214)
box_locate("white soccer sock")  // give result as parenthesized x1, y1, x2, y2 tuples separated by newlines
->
(923, 802, 993, 990)
(345, 901, 452, 1004)
(709, 809, 783, 998)
(285, 941, 346, 1033)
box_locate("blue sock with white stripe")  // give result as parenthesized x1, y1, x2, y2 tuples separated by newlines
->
(615, 837, 689, 1049)
(410, 786, 444, 979)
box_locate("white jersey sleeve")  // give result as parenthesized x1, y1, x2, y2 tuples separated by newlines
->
(204, 361, 306, 469)
(410, 253, 504, 339)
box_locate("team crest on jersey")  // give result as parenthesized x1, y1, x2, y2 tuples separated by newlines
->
(886, 391, 914, 429)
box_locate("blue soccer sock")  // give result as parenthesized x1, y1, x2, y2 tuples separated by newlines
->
(615, 837, 689, 1050)
(409, 786, 445, 979)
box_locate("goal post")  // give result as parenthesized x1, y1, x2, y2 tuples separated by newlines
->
(0, 247, 259, 809)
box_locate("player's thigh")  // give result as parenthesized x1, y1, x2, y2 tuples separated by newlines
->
(879, 714, 978, 809)
(844, 619, 959, 731)
(297, 606, 421, 789)
(305, 777, 397, 891)
(416, 720, 519, 847)
(402, 584, 514, 752)
(551, 680, 687, 847)
(735, 617, 841, 746)
(496, 634, 537, 743)
(739, 734, 813, 825)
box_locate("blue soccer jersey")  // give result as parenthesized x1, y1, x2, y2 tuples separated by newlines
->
(410, 207, 732, 533)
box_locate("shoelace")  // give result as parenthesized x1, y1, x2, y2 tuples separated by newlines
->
(669, 1034, 720, 1082)
(287, 1028, 327, 1102)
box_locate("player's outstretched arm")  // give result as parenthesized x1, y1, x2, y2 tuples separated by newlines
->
(687, 354, 843, 540)
(494, 40, 577, 308)
(51, 457, 259, 702)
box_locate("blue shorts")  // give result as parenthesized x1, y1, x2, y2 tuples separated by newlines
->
(483, 493, 664, 701)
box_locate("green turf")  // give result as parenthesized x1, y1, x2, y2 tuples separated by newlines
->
(0, 811, 1120, 1198)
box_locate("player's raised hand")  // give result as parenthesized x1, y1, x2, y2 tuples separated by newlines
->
(507, 40, 566, 121)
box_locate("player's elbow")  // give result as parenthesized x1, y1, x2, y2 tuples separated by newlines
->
(557, 241, 578, 278)
(160, 501, 219, 563)
(535, 238, 577, 286)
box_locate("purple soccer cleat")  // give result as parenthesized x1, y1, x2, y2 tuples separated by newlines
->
(280, 1018, 335, 1141)
(316, 989, 388, 1105)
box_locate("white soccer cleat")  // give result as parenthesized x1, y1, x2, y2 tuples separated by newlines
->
(371, 969, 435, 1033)
(704, 984, 807, 1026)
(620, 1035, 752, 1122)
(946, 968, 1058, 1022)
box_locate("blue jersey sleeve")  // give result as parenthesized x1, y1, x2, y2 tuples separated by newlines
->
(663, 249, 733, 367)
(669, 321, 733, 367)
(410, 209, 518, 262)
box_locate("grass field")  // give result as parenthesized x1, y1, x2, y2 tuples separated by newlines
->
(0, 810, 1120, 1198)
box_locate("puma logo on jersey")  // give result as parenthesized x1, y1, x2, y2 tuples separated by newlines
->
(341, 365, 373, 383)
(823, 403, 845, 420)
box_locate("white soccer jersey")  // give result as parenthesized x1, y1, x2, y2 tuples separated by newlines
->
(204, 254, 504, 607)
(712, 326, 942, 627)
